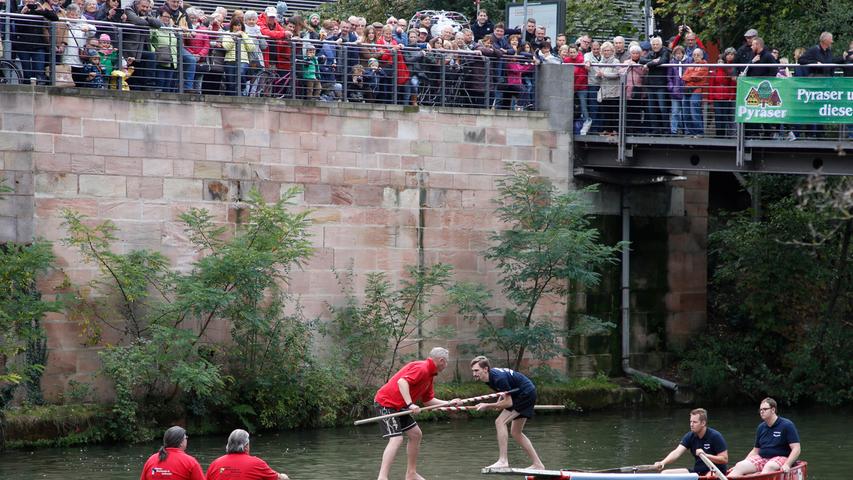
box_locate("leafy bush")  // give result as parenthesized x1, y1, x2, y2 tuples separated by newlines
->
(0, 239, 58, 449)
(465, 164, 621, 369)
(61, 189, 337, 436)
(684, 175, 853, 406)
(325, 263, 456, 392)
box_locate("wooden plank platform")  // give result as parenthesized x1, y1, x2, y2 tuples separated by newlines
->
(482, 466, 565, 477)
(481, 467, 699, 479)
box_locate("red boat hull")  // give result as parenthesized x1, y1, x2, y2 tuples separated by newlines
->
(699, 461, 807, 480)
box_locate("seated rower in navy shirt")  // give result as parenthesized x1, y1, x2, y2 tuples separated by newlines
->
(471, 355, 544, 471)
(730, 397, 802, 477)
(654, 408, 729, 474)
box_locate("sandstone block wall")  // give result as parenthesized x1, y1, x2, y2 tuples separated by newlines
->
(0, 87, 709, 400)
(1, 89, 574, 400)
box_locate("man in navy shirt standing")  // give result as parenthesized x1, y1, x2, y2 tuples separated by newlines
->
(730, 397, 802, 477)
(653, 408, 728, 474)
(471, 356, 544, 471)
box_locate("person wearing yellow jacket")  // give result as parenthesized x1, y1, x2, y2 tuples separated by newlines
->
(222, 18, 257, 96)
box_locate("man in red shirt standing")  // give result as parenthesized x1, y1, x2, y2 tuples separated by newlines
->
(206, 429, 289, 480)
(374, 347, 460, 480)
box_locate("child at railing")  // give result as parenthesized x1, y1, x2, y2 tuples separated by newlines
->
(364, 57, 385, 101)
(349, 64, 369, 102)
(301, 44, 322, 99)
(109, 58, 134, 91)
(97, 34, 118, 76)
(505, 49, 535, 110)
(79, 48, 105, 89)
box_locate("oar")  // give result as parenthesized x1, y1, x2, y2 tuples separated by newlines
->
(589, 464, 659, 473)
(434, 405, 566, 412)
(353, 389, 519, 426)
(698, 451, 729, 480)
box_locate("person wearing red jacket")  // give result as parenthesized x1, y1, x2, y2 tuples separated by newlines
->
(259, 7, 292, 81)
(185, 8, 209, 93)
(670, 25, 707, 60)
(708, 47, 737, 137)
(569, 48, 589, 127)
(376, 24, 410, 103)
(140, 426, 204, 480)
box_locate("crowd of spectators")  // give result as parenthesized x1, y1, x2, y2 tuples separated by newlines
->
(570, 27, 853, 138)
(3, 0, 852, 137)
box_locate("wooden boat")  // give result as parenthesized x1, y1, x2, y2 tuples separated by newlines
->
(482, 461, 807, 480)
(699, 462, 807, 480)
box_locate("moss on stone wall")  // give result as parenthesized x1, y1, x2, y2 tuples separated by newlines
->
(5, 404, 108, 447)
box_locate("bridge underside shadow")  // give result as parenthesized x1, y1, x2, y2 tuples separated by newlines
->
(575, 135, 853, 176)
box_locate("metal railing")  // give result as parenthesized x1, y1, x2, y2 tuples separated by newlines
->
(570, 61, 853, 165)
(0, 12, 538, 109)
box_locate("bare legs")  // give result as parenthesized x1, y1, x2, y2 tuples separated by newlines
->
(405, 427, 425, 480)
(511, 417, 544, 469)
(485, 410, 544, 470)
(377, 426, 425, 480)
(730, 457, 763, 478)
(486, 410, 516, 468)
(729, 457, 783, 478)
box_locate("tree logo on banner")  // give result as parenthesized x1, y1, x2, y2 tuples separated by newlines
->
(745, 80, 783, 108)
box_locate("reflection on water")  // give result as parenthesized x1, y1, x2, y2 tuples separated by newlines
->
(0, 407, 846, 479)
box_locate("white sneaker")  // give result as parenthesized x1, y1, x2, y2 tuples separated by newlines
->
(580, 119, 593, 135)
(787, 131, 797, 141)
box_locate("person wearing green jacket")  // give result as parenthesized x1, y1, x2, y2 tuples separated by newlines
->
(301, 44, 322, 99)
(97, 34, 119, 76)
(222, 18, 257, 96)
(150, 9, 180, 91)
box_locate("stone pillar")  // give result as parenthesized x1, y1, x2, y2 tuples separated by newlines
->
(666, 173, 709, 348)
(536, 64, 574, 134)
(0, 92, 35, 243)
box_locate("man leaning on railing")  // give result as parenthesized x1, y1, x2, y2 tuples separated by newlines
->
(11, 0, 59, 84)
(121, 0, 162, 90)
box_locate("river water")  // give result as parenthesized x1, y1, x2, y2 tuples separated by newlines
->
(0, 406, 846, 479)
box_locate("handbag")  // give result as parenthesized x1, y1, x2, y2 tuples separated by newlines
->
(596, 87, 603, 103)
(196, 57, 212, 74)
(53, 64, 75, 87)
(155, 45, 173, 66)
(248, 49, 264, 69)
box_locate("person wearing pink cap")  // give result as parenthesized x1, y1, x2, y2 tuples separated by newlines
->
(97, 33, 119, 75)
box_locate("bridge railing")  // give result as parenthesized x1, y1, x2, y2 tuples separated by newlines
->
(570, 63, 853, 158)
(569, 61, 852, 165)
(0, 12, 537, 110)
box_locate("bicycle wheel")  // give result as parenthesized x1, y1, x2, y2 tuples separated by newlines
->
(0, 60, 23, 85)
(255, 70, 281, 98)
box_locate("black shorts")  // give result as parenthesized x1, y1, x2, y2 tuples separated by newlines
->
(375, 403, 418, 438)
(507, 391, 536, 419)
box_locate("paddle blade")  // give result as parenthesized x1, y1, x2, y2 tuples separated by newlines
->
(591, 464, 660, 473)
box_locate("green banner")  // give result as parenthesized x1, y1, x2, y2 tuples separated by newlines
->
(736, 77, 853, 124)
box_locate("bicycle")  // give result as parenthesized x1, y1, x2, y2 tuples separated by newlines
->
(0, 59, 24, 85)
(246, 68, 291, 98)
